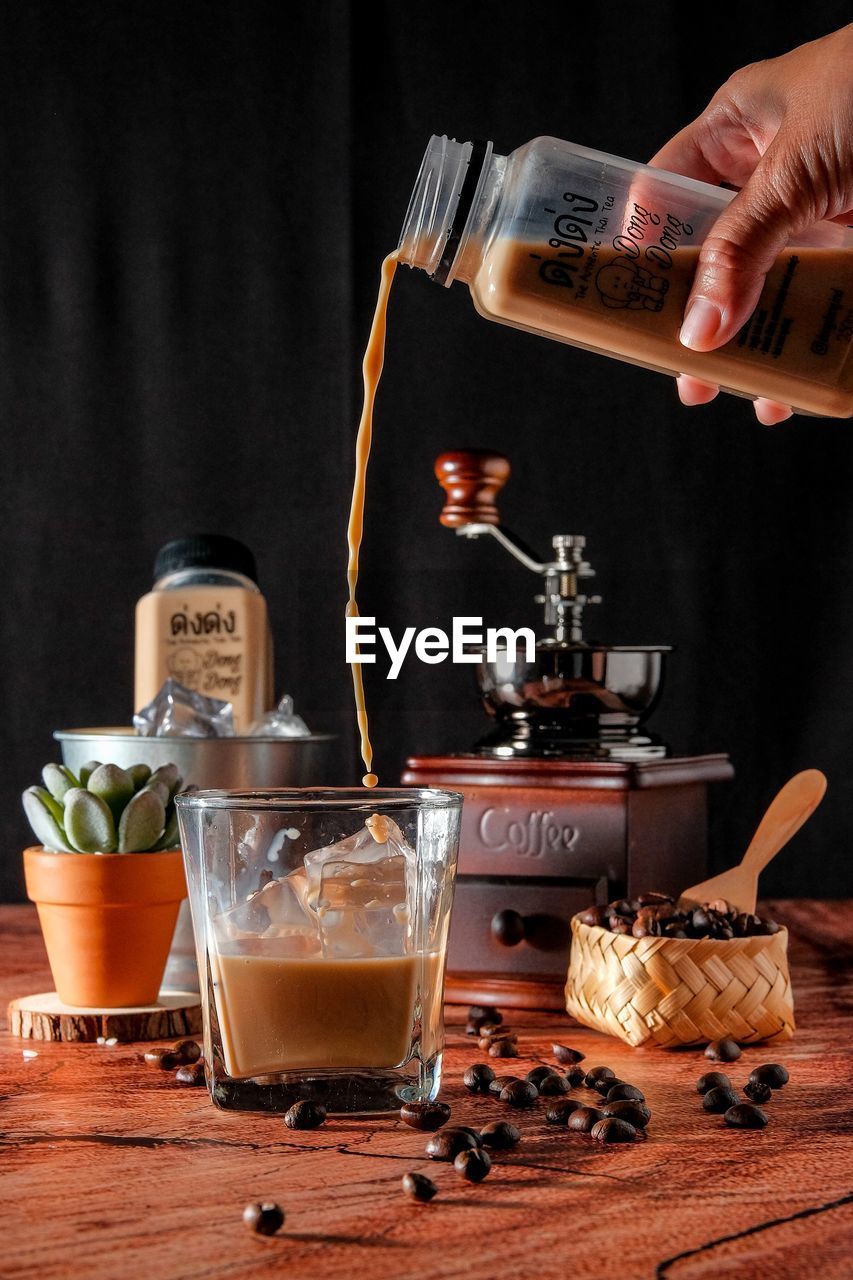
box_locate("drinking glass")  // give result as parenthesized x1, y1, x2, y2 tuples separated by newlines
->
(175, 788, 461, 1114)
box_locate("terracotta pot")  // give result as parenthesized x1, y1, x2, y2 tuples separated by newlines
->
(23, 846, 187, 1008)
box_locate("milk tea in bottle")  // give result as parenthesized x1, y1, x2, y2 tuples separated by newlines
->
(397, 135, 853, 417)
(135, 535, 274, 731)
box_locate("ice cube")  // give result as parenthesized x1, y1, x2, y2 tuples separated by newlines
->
(301, 817, 415, 959)
(134, 679, 234, 738)
(245, 694, 311, 738)
(216, 865, 320, 957)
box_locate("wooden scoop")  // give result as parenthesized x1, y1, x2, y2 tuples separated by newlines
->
(679, 769, 827, 914)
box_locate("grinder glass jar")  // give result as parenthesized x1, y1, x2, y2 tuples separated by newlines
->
(176, 788, 461, 1114)
(398, 135, 853, 418)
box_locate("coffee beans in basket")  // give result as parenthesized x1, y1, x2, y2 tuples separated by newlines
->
(584, 894, 780, 939)
(402, 1172, 438, 1202)
(283, 1100, 326, 1130)
(243, 1202, 285, 1235)
(400, 1101, 451, 1131)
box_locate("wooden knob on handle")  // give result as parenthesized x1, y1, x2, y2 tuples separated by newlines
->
(435, 450, 510, 528)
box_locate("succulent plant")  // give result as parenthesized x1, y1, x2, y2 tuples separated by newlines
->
(23, 761, 183, 853)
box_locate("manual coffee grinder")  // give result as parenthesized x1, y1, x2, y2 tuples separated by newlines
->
(402, 450, 733, 1010)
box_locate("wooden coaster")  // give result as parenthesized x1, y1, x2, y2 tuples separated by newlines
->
(7, 990, 202, 1043)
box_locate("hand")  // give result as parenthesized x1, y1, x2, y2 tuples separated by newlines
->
(650, 25, 853, 424)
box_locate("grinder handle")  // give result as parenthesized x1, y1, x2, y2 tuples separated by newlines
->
(435, 450, 510, 528)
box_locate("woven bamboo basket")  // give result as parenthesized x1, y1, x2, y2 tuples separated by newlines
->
(565, 916, 795, 1049)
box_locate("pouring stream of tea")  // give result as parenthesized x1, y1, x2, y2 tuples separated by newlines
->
(347, 252, 398, 787)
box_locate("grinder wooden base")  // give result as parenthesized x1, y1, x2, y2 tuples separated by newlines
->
(403, 752, 733, 1010)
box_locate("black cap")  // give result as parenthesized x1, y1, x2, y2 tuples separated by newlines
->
(153, 535, 258, 584)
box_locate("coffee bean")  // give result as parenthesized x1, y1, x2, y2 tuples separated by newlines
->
(479, 1120, 521, 1150)
(590, 1117, 637, 1144)
(552, 1044, 585, 1065)
(577, 905, 610, 927)
(450, 1126, 484, 1147)
(283, 1100, 326, 1130)
(705, 1038, 742, 1063)
(175, 1061, 205, 1087)
(748, 1063, 789, 1090)
(545, 1099, 582, 1126)
(567, 1106, 604, 1133)
(402, 1172, 437, 1202)
(702, 1087, 740, 1114)
(143, 1047, 180, 1071)
(173, 1039, 201, 1064)
(468, 1005, 502, 1025)
(584, 1066, 615, 1090)
(425, 1128, 479, 1161)
(606, 1084, 645, 1103)
(601, 1100, 651, 1129)
(489, 1074, 519, 1096)
(744, 1080, 773, 1104)
(488, 1040, 519, 1059)
(463, 1064, 496, 1094)
(538, 1074, 570, 1097)
(400, 1101, 451, 1131)
(454, 1148, 492, 1183)
(500, 1080, 539, 1109)
(527, 1066, 559, 1087)
(243, 1202, 285, 1235)
(724, 1103, 769, 1129)
(564, 1065, 586, 1089)
(593, 1076, 627, 1097)
(696, 1071, 732, 1095)
(478, 1021, 505, 1037)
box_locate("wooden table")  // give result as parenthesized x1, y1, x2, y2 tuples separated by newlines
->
(2, 903, 851, 1280)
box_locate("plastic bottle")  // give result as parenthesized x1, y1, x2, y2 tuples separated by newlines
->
(397, 135, 852, 418)
(135, 535, 274, 732)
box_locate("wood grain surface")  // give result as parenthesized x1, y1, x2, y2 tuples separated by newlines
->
(1, 901, 851, 1280)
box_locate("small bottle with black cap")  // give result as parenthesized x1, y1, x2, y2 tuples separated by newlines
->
(134, 535, 273, 733)
(396, 134, 852, 418)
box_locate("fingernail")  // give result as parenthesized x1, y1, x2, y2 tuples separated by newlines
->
(679, 298, 722, 350)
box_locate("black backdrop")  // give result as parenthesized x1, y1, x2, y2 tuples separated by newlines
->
(1, 1, 851, 902)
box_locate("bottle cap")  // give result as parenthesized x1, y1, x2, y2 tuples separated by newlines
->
(153, 535, 258, 584)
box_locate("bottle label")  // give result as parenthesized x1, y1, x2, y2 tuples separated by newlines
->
(496, 187, 853, 403)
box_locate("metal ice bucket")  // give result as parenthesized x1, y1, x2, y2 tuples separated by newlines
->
(56, 727, 336, 993)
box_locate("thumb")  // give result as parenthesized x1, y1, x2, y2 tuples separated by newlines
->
(679, 149, 804, 353)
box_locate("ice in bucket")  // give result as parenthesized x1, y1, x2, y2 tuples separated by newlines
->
(134, 678, 234, 738)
